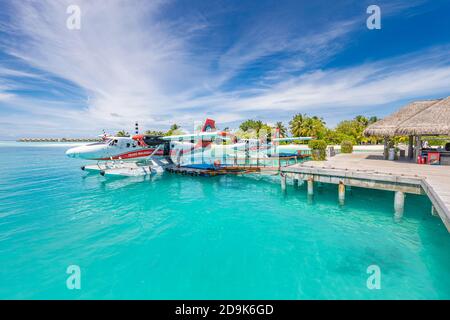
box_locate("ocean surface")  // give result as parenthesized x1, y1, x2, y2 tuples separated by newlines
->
(0, 141, 449, 299)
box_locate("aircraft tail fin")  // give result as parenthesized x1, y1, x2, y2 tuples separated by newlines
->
(201, 119, 216, 132)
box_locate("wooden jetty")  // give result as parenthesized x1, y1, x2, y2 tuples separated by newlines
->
(166, 165, 262, 176)
(165, 155, 305, 177)
(280, 152, 450, 232)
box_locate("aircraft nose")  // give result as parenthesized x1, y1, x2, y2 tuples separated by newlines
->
(65, 147, 79, 158)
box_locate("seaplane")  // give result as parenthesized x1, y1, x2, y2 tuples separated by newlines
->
(66, 118, 312, 177)
(65, 133, 166, 161)
(131, 119, 241, 170)
(65, 119, 236, 176)
(132, 123, 312, 170)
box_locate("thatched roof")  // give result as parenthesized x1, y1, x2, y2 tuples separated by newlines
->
(364, 97, 450, 137)
(396, 97, 450, 136)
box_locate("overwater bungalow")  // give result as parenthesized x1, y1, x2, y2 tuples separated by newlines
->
(364, 97, 450, 165)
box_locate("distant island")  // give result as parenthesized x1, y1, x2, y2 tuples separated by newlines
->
(17, 138, 101, 142)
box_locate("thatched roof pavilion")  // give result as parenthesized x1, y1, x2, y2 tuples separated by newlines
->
(364, 99, 443, 137)
(396, 97, 450, 136)
(364, 96, 450, 160)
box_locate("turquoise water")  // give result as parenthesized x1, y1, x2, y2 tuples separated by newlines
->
(0, 142, 449, 299)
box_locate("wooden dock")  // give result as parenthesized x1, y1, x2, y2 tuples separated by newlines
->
(165, 155, 304, 176)
(166, 165, 262, 176)
(281, 153, 450, 232)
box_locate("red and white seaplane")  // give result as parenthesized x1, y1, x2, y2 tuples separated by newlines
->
(65, 119, 223, 160)
(66, 118, 311, 176)
(65, 119, 233, 176)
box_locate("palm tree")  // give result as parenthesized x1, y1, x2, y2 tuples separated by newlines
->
(275, 122, 287, 137)
(355, 115, 369, 126)
(145, 130, 164, 136)
(239, 119, 264, 132)
(289, 114, 326, 138)
(165, 124, 183, 136)
(116, 130, 129, 137)
(369, 116, 378, 124)
(289, 114, 303, 137)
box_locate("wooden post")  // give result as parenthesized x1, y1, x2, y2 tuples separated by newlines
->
(413, 136, 421, 161)
(245, 141, 249, 166)
(338, 181, 345, 205)
(408, 136, 414, 159)
(432, 206, 438, 216)
(383, 137, 389, 160)
(297, 175, 303, 187)
(281, 173, 286, 191)
(256, 140, 260, 168)
(307, 177, 314, 196)
(394, 191, 405, 220)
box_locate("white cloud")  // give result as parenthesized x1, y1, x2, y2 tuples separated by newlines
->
(0, 0, 449, 138)
(0, 0, 361, 135)
(0, 93, 14, 101)
(218, 49, 450, 113)
(3, 1, 198, 119)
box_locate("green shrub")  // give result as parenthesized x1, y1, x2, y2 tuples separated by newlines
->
(341, 140, 353, 153)
(308, 139, 327, 160)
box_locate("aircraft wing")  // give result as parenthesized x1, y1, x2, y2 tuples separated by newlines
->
(272, 137, 312, 142)
(162, 131, 230, 140)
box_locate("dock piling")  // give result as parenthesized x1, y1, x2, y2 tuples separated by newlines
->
(281, 174, 286, 191)
(338, 182, 345, 205)
(280, 152, 450, 233)
(298, 180, 304, 187)
(394, 191, 405, 220)
(307, 178, 314, 196)
(432, 206, 438, 216)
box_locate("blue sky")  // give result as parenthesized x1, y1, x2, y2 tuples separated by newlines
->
(0, 0, 450, 138)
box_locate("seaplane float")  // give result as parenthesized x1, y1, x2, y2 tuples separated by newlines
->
(65, 119, 312, 177)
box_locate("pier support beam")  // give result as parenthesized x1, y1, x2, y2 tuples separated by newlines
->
(307, 178, 314, 196)
(338, 182, 345, 205)
(383, 138, 389, 160)
(281, 174, 286, 191)
(408, 136, 414, 159)
(394, 191, 405, 220)
(413, 136, 421, 161)
(293, 177, 299, 188)
(431, 206, 438, 216)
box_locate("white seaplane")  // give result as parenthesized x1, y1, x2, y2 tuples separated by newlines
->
(65, 119, 234, 176)
(66, 119, 311, 177)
